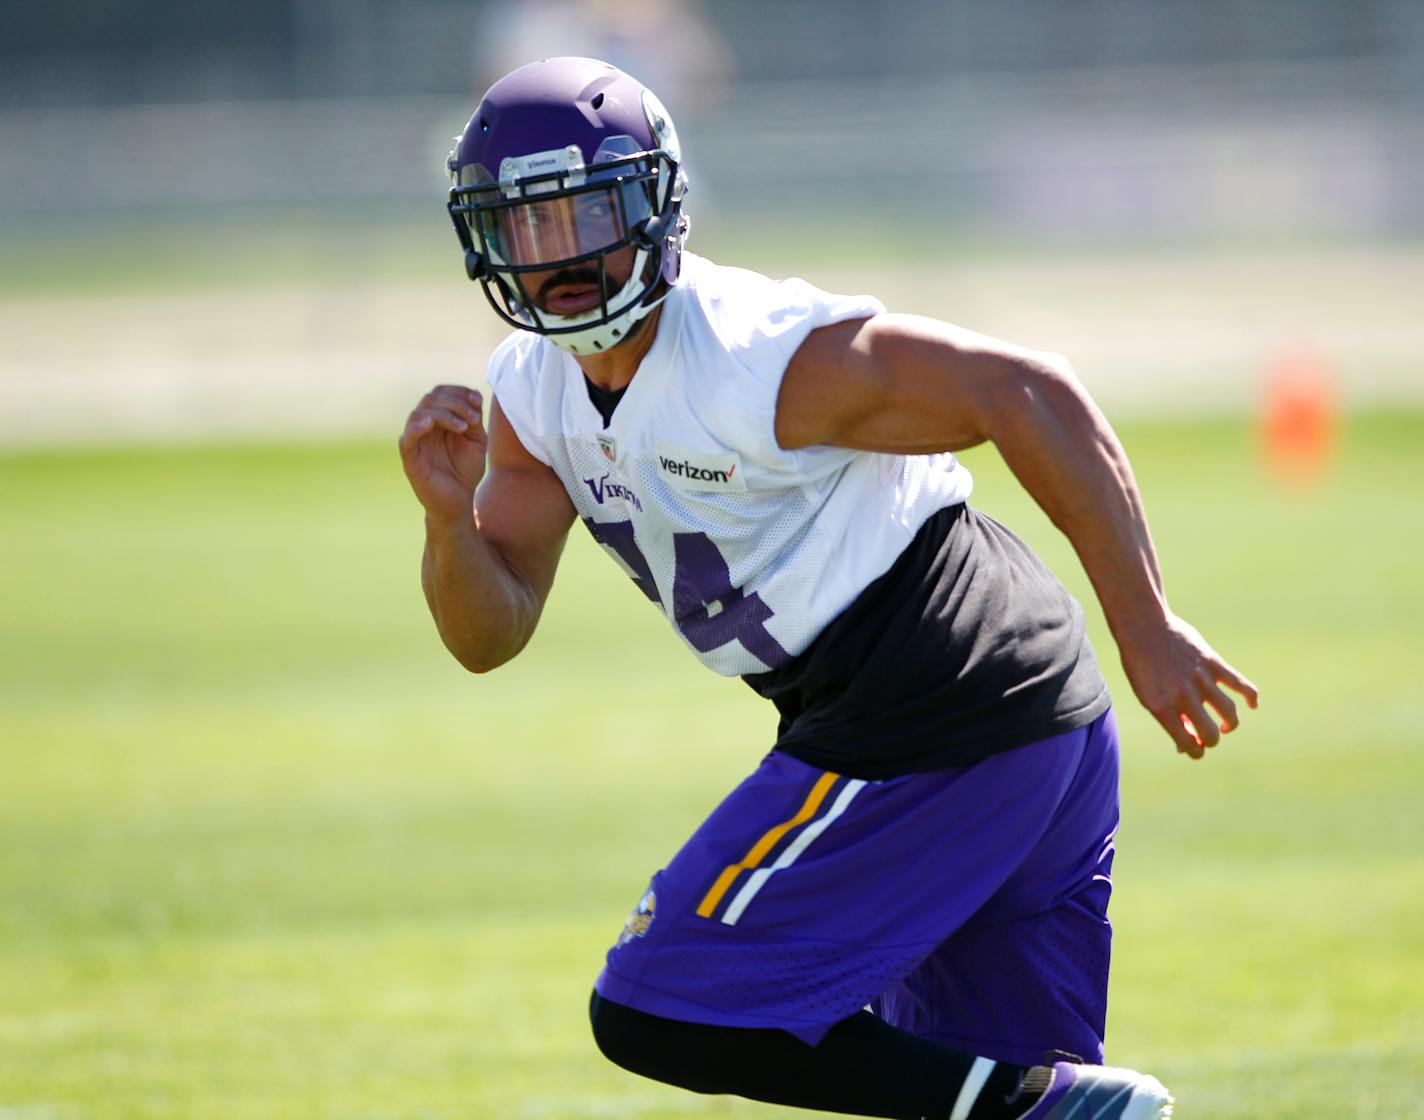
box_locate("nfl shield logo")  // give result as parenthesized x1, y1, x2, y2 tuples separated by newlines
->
(597, 434, 617, 462)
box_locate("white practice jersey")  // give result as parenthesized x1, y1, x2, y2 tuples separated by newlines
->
(487, 253, 975, 676)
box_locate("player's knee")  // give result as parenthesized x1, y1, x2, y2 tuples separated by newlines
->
(588, 991, 721, 1092)
(588, 990, 640, 1072)
(589, 990, 672, 1080)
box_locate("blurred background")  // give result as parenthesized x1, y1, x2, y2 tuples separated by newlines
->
(3, 0, 1422, 440)
(2, 4, 1422, 1119)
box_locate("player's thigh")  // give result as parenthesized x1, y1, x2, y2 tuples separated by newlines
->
(595, 730, 1104, 1043)
(873, 711, 1121, 1064)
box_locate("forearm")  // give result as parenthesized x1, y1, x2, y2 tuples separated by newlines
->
(421, 513, 540, 673)
(990, 359, 1170, 647)
(785, 316, 1256, 753)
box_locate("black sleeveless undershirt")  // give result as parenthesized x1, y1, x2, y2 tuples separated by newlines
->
(584, 376, 629, 428)
(742, 503, 1111, 779)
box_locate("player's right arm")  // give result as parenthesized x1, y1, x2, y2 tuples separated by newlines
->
(399, 384, 576, 673)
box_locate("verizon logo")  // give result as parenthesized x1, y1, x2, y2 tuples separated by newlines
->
(658, 456, 736, 484)
(654, 441, 747, 493)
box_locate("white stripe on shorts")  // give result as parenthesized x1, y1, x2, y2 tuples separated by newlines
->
(720, 778, 868, 926)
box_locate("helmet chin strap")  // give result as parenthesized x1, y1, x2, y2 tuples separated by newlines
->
(546, 293, 659, 354)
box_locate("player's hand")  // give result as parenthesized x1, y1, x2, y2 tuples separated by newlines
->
(398, 384, 489, 524)
(1117, 613, 1259, 759)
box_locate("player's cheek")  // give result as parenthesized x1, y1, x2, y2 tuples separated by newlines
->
(606, 245, 637, 284)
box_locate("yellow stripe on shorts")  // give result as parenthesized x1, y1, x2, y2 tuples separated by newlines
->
(695, 770, 841, 919)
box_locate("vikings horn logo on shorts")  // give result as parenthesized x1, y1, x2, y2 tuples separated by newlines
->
(616, 884, 657, 947)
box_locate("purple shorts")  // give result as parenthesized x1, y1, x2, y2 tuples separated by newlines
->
(595, 708, 1120, 1065)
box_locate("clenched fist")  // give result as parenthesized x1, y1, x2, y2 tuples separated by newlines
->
(398, 384, 489, 524)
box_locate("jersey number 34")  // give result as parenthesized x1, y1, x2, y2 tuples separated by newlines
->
(583, 517, 791, 669)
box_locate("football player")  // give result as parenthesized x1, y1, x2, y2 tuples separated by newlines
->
(400, 56, 1257, 1119)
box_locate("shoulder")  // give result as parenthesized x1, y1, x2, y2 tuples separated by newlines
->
(665, 257, 877, 472)
(678, 253, 886, 382)
(485, 331, 566, 468)
(486, 329, 573, 415)
(777, 313, 1054, 454)
(486, 329, 551, 391)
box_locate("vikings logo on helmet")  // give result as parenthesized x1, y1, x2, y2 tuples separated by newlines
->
(616, 885, 657, 947)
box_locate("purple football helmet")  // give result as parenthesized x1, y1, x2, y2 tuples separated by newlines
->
(447, 56, 689, 355)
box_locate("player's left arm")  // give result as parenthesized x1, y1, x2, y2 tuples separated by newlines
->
(776, 312, 1259, 758)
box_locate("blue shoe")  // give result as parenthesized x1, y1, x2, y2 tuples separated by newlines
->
(1018, 1058, 1174, 1119)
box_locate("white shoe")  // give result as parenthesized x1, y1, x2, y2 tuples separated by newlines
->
(1017, 1057, 1174, 1119)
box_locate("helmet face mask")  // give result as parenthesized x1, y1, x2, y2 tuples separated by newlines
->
(446, 58, 689, 355)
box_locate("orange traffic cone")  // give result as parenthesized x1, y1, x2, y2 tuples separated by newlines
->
(1261, 346, 1337, 487)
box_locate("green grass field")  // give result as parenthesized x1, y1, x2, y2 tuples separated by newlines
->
(2, 413, 1422, 1118)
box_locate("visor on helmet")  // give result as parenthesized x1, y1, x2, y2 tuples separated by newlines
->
(479, 180, 654, 268)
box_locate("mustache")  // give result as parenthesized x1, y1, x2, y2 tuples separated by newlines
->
(536, 266, 604, 304)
